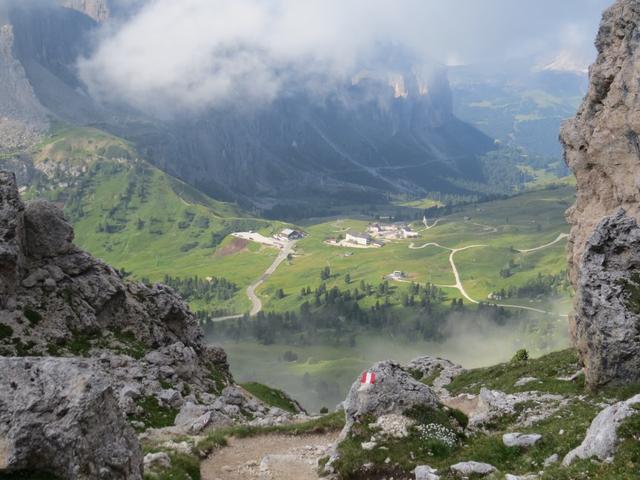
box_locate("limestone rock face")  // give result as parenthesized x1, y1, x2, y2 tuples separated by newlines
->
(561, 0, 640, 388)
(574, 210, 640, 387)
(0, 357, 143, 479)
(0, 171, 23, 308)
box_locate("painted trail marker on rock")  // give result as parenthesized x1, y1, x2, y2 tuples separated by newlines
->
(361, 371, 376, 385)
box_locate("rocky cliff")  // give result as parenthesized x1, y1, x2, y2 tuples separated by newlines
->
(0, 22, 49, 152)
(561, 0, 640, 388)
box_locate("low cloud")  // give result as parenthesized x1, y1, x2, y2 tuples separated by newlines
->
(77, 0, 611, 114)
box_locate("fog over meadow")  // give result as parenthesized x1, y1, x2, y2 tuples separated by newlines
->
(220, 308, 570, 412)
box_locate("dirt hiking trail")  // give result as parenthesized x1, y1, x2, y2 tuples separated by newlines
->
(201, 432, 338, 480)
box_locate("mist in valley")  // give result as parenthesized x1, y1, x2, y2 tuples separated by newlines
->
(215, 308, 570, 412)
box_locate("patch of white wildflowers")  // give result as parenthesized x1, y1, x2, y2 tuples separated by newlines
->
(415, 423, 457, 448)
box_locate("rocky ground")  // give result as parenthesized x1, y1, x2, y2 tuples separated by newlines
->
(317, 349, 640, 480)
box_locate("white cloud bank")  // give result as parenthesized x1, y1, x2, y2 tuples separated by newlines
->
(77, 0, 611, 114)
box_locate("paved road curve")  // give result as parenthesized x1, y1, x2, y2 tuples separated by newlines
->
(211, 240, 297, 322)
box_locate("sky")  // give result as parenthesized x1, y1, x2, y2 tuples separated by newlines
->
(77, 0, 612, 114)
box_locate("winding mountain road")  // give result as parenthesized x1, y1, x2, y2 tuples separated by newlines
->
(409, 242, 486, 303)
(407, 234, 570, 317)
(211, 240, 297, 322)
(441, 245, 488, 304)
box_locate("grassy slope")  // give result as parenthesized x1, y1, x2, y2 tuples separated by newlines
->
(240, 382, 300, 414)
(26, 126, 574, 318)
(29, 127, 279, 314)
(257, 185, 574, 313)
(333, 348, 640, 480)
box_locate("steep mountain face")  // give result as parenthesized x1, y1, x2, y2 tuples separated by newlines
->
(131, 72, 493, 204)
(562, 0, 640, 388)
(0, 2, 493, 206)
(0, 22, 48, 152)
(8, 4, 108, 126)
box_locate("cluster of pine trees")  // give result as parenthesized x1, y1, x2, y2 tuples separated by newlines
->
(202, 283, 517, 347)
(153, 275, 239, 303)
(495, 272, 569, 299)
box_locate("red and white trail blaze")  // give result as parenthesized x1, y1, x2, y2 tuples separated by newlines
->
(360, 371, 376, 384)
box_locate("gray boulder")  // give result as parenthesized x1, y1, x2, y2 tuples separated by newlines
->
(450, 461, 496, 477)
(22, 199, 74, 258)
(573, 210, 640, 388)
(326, 361, 440, 475)
(415, 464, 440, 479)
(563, 393, 640, 465)
(469, 388, 567, 429)
(406, 355, 465, 396)
(343, 360, 439, 426)
(0, 357, 143, 479)
(503, 432, 542, 448)
(143, 452, 172, 472)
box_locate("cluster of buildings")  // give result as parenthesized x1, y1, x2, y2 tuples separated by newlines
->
(339, 222, 419, 248)
(277, 228, 304, 241)
(345, 231, 373, 246)
(367, 222, 419, 240)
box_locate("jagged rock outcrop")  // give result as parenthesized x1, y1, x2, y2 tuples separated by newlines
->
(0, 171, 301, 445)
(574, 210, 640, 387)
(0, 171, 205, 356)
(0, 357, 142, 479)
(406, 356, 465, 397)
(561, 0, 640, 388)
(0, 171, 23, 309)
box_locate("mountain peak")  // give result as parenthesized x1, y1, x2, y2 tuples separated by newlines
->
(59, 0, 110, 22)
